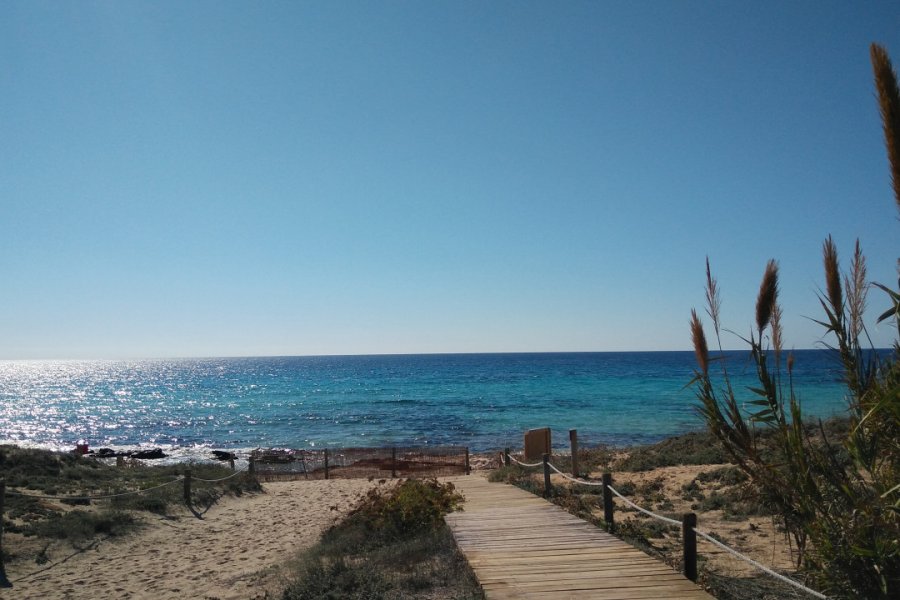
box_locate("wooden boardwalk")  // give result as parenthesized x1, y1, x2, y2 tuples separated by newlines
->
(444, 476, 713, 600)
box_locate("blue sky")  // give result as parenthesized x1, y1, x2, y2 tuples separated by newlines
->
(1, 1, 898, 359)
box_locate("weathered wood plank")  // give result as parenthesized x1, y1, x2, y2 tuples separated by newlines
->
(443, 475, 713, 600)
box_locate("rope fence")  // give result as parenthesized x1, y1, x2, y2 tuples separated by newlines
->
(501, 440, 828, 600)
(693, 528, 828, 599)
(191, 464, 250, 483)
(3, 477, 185, 501)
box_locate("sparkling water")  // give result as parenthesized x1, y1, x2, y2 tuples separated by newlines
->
(0, 351, 860, 457)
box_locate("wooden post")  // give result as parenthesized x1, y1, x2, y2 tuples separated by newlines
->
(183, 470, 192, 506)
(391, 447, 397, 478)
(504, 448, 510, 467)
(465, 447, 470, 475)
(569, 429, 579, 477)
(0, 479, 11, 588)
(542, 453, 552, 497)
(248, 456, 255, 476)
(229, 457, 235, 471)
(116, 455, 124, 468)
(602, 473, 614, 532)
(683, 512, 698, 582)
(323, 449, 329, 480)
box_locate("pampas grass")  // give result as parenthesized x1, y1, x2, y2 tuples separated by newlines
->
(690, 309, 709, 376)
(755, 260, 779, 336)
(871, 43, 900, 213)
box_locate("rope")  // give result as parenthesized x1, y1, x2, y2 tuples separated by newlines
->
(507, 454, 543, 468)
(546, 462, 604, 486)
(693, 527, 828, 599)
(191, 465, 250, 483)
(606, 484, 682, 526)
(6, 465, 250, 499)
(4, 476, 185, 501)
(539, 455, 827, 597)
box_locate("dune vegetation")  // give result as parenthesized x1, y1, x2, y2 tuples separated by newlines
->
(688, 43, 900, 599)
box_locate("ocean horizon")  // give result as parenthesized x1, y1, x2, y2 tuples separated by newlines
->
(0, 350, 867, 461)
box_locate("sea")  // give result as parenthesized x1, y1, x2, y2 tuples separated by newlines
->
(0, 351, 863, 463)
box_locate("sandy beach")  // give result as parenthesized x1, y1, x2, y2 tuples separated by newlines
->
(4, 478, 380, 600)
(3, 454, 802, 600)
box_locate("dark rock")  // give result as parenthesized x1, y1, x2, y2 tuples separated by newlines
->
(95, 448, 118, 458)
(130, 448, 167, 460)
(212, 450, 236, 461)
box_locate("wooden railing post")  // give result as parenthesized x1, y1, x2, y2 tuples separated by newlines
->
(183, 469, 192, 506)
(324, 449, 329, 480)
(504, 448, 510, 467)
(391, 447, 397, 478)
(542, 453, 552, 497)
(116, 455, 124, 468)
(229, 457, 235, 471)
(602, 473, 614, 532)
(569, 429, 579, 477)
(0, 479, 11, 588)
(465, 447, 470, 475)
(683, 512, 698, 582)
(248, 456, 255, 476)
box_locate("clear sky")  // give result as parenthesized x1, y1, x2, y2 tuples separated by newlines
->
(1, 1, 898, 359)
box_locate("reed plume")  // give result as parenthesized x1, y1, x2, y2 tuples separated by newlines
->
(689, 44, 900, 597)
(690, 309, 709, 376)
(755, 260, 779, 335)
(871, 43, 900, 213)
(771, 302, 784, 359)
(705, 257, 722, 336)
(845, 239, 868, 340)
(823, 236, 843, 315)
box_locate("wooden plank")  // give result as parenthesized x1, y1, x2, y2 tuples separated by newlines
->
(443, 475, 713, 600)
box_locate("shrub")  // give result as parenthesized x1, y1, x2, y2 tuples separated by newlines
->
(323, 478, 464, 550)
(24, 510, 137, 545)
(282, 479, 481, 600)
(681, 479, 704, 501)
(616, 431, 729, 471)
(281, 557, 391, 600)
(613, 481, 636, 497)
(696, 466, 748, 486)
(486, 464, 527, 483)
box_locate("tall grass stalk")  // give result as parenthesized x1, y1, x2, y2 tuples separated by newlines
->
(688, 43, 900, 598)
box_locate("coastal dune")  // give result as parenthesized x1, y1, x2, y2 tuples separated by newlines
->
(5, 478, 379, 600)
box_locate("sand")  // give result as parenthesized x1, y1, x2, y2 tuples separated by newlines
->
(577, 463, 799, 578)
(4, 478, 380, 600)
(4, 458, 801, 599)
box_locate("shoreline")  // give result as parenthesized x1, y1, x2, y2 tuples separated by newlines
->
(0, 424, 715, 465)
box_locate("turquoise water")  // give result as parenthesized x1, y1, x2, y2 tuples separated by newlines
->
(0, 351, 857, 456)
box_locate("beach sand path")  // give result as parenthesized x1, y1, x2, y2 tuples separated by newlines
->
(4, 478, 379, 600)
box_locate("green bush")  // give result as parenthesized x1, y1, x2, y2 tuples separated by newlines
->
(24, 510, 137, 545)
(325, 478, 464, 550)
(282, 479, 481, 600)
(282, 556, 391, 600)
(696, 466, 748, 486)
(486, 464, 527, 483)
(615, 431, 729, 471)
